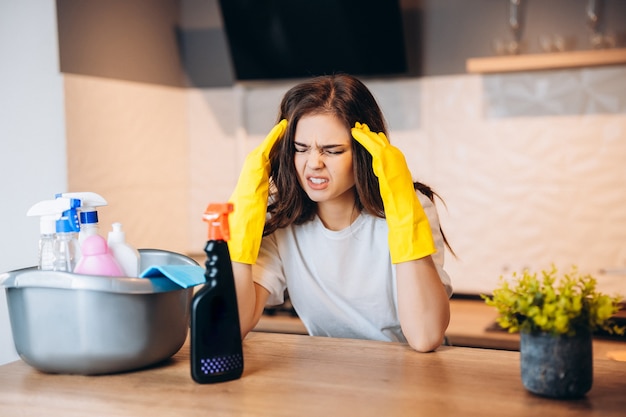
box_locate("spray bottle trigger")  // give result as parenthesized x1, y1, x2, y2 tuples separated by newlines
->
(202, 203, 234, 241)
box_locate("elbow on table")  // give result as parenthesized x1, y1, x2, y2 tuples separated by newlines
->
(406, 334, 446, 353)
(403, 316, 450, 352)
(240, 308, 264, 339)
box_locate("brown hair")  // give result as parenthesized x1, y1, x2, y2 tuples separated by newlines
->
(263, 74, 453, 254)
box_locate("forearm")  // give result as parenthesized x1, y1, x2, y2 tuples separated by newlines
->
(396, 256, 450, 352)
(232, 262, 268, 338)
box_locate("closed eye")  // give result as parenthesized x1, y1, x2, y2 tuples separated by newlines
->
(320, 144, 348, 155)
(294, 142, 309, 153)
(294, 142, 347, 155)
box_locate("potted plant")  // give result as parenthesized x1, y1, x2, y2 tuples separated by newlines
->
(482, 265, 624, 399)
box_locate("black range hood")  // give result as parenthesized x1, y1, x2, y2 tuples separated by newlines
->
(218, 0, 408, 81)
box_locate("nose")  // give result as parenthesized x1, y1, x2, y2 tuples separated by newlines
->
(306, 150, 324, 169)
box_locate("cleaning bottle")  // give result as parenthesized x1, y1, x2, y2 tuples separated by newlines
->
(107, 222, 140, 277)
(26, 197, 76, 271)
(191, 202, 243, 383)
(36, 216, 56, 271)
(52, 198, 82, 272)
(56, 192, 107, 246)
(74, 234, 124, 277)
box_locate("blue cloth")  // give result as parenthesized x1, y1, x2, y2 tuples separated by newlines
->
(140, 265, 206, 288)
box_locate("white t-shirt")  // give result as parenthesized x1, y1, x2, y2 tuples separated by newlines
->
(252, 193, 453, 343)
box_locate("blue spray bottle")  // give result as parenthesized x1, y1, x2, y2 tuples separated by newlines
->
(56, 192, 107, 246)
(53, 198, 82, 272)
(191, 203, 243, 383)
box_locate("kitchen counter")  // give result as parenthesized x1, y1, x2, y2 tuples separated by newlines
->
(446, 298, 626, 357)
(256, 297, 626, 358)
(1, 331, 625, 417)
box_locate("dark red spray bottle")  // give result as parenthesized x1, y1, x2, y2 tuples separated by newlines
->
(191, 203, 243, 383)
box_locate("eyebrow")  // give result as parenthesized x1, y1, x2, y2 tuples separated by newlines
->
(294, 141, 347, 150)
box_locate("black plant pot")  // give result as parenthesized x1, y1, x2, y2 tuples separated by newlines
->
(520, 330, 593, 399)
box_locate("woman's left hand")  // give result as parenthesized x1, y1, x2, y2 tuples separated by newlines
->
(351, 122, 435, 263)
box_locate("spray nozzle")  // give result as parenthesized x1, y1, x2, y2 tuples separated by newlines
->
(56, 198, 81, 233)
(55, 192, 107, 208)
(202, 203, 233, 241)
(56, 192, 107, 225)
(27, 196, 81, 234)
(28, 192, 107, 236)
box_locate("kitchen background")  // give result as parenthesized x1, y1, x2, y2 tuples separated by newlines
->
(1, 0, 625, 365)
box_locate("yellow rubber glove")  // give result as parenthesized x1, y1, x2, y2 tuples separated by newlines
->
(228, 120, 288, 264)
(351, 122, 436, 264)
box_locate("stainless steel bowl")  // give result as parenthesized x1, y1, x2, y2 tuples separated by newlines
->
(1, 249, 200, 375)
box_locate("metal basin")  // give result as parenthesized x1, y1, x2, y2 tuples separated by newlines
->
(1, 249, 200, 375)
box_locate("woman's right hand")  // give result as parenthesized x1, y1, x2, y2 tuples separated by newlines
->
(232, 261, 271, 338)
(228, 120, 287, 264)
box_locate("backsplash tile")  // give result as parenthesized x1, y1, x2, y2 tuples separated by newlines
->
(484, 66, 626, 118)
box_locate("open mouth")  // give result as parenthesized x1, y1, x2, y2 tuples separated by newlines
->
(306, 176, 329, 190)
(309, 177, 328, 185)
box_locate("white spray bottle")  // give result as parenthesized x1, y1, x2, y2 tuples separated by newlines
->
(27, 198, 71, 270)
(27, 197, 81, 272)
(56, 192, 107, 246)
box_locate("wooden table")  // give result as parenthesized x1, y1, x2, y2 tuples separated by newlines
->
(1, 332, 625, 417)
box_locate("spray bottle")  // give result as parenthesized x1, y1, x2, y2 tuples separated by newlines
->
(26, 197, 75, 270)
(191, 203, 243, 383)
(52, 197, 82, 272)
(56, 192, 107, 246)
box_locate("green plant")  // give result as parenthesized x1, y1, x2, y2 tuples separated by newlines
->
(482, 265, 624, 336)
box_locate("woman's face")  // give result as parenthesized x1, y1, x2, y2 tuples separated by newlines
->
(293, 113, 356, 205)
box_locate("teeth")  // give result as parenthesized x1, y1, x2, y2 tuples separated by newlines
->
(310, 177, 327, 184)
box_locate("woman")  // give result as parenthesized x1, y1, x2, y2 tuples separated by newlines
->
(228, 74, 452, 352)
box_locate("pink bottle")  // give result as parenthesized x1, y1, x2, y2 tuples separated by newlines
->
(74, 235, 124, 277)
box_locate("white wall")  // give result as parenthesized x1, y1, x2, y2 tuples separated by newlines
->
(0, 1, 67, 365)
